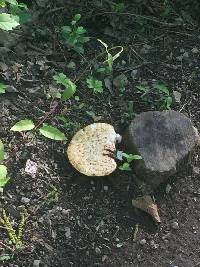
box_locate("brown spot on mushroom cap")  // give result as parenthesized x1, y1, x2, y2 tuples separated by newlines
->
(67, 123, 119, 176)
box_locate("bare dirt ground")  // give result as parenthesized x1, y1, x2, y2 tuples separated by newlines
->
(0, 1, 200, 266)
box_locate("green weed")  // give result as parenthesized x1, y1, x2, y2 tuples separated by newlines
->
(61, 14, 90, 54)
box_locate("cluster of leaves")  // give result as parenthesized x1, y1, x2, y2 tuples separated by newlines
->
(136, 83, 172, 110)
(0, 83, 7, 94)
(10, 120, 66, 141)
(0, 0, 29, 31)
(118, 152, 142, 171)
(61, 14, 90, 54)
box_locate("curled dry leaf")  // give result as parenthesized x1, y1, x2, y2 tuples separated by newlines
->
(132, 195, 161, 223)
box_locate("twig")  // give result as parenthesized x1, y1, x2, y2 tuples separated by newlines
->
(95, 11, 181, 27)
(34, 101, 59, 130)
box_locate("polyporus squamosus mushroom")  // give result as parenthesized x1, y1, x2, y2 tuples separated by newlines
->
(67, 123, 121, 176)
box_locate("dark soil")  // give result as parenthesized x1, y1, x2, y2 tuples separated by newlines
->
(0, 1, 200, 266)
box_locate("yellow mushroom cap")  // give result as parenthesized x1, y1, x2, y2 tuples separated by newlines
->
(67, 123, 120, 176)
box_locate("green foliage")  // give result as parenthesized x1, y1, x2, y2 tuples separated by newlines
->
(124, 101, 135, 120)
(97, 39, 123, 73)
(53, 73, 76, 101)
(61, 14, 90, 54)
(86, 77, 103, 94)
(118, 152, 142, 171)
(57, 116, 80, 132)
(0, 140, 10, 189)
(136, 83, 172, 110)
(0, 165, 10, 187)
(0, 13, 19, 31)
(39, 123, 67, 141)
(110, 1, 125, 12)
(0, 139, 4, 162)
(0, 83, 7, 94)
(44, 185, 59, 204)
(0, 208, 28, 248)
(0, 0, 29, 31)
(10, 119, 35, 131)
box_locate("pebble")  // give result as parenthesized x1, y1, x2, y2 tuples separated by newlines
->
(33, 260, 41, 267)
(95, 247, 101, 254)
(139, 239, 147, 245)
(166, 184, 172, 194)
(21, 197, 30, 204)
(172, 91, 182, 104)
(150, 240, 159, 249)
(65, 227, 71, 238)
(62, 209, 70, 215)
(171, 221, 179, 229)
(67, 61, 76, 69)
(104, 185, 108, 191)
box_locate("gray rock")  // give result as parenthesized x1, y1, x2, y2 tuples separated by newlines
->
(172, 91, 182, 104)
(171, 221, 179, 229)
(139, 239, 147, 245)
(123, 110, 199, 191)
(33, 260, 41, 267)
(21, 197, 30, 204)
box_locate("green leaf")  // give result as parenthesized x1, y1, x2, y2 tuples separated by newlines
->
(10, 119, 35, 132)
(86, 78, 103, 94)
(122, 153, 142, 163)
(53, 73, 76, 100)
(5, 0, 18, 5)
(0, 13, 19, 31)
(0, 83, 7, 94)
(0, 140, 4, 162)
(74, 14, 81, 22)
(119, 163, 132, 171)
(153, 84, 169, 95)
(76, 26, 86, 34)
(61, 80, 76, 101)
(39, 124, 66, 141)
(136, 85, 149, 93)
(166, 96, 172, 109)
(0, 164, 9, 187)
(61, 26, 72, 35)
(53, 72, 68, 85)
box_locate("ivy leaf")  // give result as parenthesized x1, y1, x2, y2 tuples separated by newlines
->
(0, 140, 4, 162)
(153, 84, 170, 95)
(0, 165, 9, 187)
(0, 83, 7, 94)
(86, 78, 103, 94)
(122, 153, 142, 163)
(61, 80, 76, 100)
(119, 163, 132, 171)
(10, 119, 35, 132)
(39, 124, 66, 141)
(0, 13, 19, 31)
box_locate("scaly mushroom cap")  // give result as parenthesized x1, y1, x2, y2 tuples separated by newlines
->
(67, 123, 120, 176)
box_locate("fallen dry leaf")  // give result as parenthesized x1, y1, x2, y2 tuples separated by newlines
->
(132, 195, 161, 223)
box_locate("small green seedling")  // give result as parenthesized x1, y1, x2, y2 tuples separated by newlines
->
(97, 39, 123, 73)
(136, 83, 172, 110)
(86, 77, 103, 94)
(124, 101, 135, 120)
(53, 72, 76, 101)
(0, 139, 10, 190)
(118, 152, 142, 171)
(61, 14, 90, 54)
(0, 83, 7, 94)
